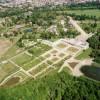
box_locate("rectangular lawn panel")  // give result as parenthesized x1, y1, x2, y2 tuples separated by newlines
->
(51, 57, 59, 62)
(64, 55, 72, 60)
(28, 43, 52, 57)
(36, 67, 54, 78)
(67, 47, 79, 53)
(59, 53, 65, 57)
(76, 48, 92, 60)
(29, 63, 48, 76)
(0, 61, 19, 82)
(39, 56, 45, 61)
(44, 53, 51, 58)
(46, 60, 53, 65)
(51, 50, 58, 54)
(12, 53, 33, 66)
(57, 43, 67, 49)
(22, 58, 42, 70)
(53, 58, 66, 70)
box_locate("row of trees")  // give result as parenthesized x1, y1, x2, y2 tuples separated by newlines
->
(0, 7, 29, 18)
(87, 32, 100, 63)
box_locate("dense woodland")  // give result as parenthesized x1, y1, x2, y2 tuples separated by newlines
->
(87, 32, 100, 63)
(0, 71, 100, 100)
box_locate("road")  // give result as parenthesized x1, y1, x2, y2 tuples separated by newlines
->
(68, 16, 90, 41)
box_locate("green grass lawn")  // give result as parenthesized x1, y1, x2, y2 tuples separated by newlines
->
(28, 43, 52, 57)
(76, 48, 92, 60)
(29, 63, 48, 76)
(66, 9, 100, 18)
(12, 53, 34, 67)
(22, 58, 42, 70)
(12, 53, 44, 70)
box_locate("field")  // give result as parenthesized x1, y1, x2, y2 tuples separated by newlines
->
(29, 63, 48, 76)
(12, 53, 33, 67)
(28, 43, 52, 57)
(23, 57, 43, 70)
(66, 9, 100, 18)
(76, 48, 92, 60)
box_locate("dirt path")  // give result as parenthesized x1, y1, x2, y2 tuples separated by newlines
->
(68, 16, 89, 41)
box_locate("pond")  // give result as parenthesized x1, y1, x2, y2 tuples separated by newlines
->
(24, 28, 33, 33)
(80, 65, 100, 81)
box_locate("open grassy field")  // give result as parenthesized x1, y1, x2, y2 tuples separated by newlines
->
(12, 53, 33, 67)
(29, 63, 48, 76)
(76, 48, 92, 60)
(66, 9, 100, 18)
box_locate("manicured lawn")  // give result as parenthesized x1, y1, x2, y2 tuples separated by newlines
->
(23, 58, 42, 70)
(12, 53, 33, 66)
(28, 43, 52, 57)
(53, 58, 65, 70)
(29, 63, 48, 76)
(76, 48, 92, 60)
